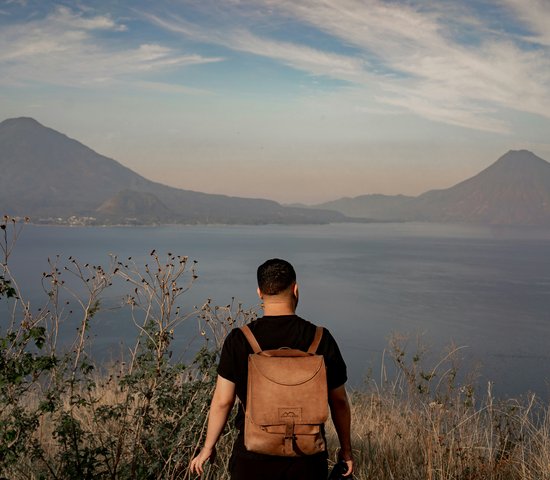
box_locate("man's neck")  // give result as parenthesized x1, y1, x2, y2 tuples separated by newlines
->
(262, 301, 296, 316)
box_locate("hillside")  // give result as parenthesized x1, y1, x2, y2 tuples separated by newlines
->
(315, 150, 550, 226)
(317, 194, 416, 221)
(96, 190, 174, 224)
(0, 117, 351, 225)
(415, 150, 550, 224)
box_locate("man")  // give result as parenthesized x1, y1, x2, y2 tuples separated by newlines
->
(190, 258, 353, 479)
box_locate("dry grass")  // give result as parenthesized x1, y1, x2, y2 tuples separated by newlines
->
(17, 375, 550, 480)
(323, 375, 550, 480)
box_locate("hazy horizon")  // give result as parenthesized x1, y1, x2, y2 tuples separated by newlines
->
(2, 1, 550, 204)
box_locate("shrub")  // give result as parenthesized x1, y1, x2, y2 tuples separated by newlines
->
(0, 217, 252, 479)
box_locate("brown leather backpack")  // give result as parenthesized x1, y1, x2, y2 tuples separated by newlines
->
(240, 324, 328, 456)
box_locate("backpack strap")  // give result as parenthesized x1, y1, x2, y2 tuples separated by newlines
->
(241, 324, 323, 354)
(284, 423, 294, 455)
(241, 325, 262, 353)
(307, 326, 324, 354)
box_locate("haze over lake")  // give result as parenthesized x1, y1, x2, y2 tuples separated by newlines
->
(6, 223, 550, 399)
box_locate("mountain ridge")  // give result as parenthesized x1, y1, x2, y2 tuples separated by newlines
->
(315, 150, 550, 226)
(3, 117, 548, 226)
(0, 117, 353, 225)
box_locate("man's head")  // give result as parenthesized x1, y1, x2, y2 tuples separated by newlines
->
(257, 258, 297, 298)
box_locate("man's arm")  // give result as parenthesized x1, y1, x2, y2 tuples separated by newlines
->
(190, 375, 236, 475)
(328, 384, 353, 477)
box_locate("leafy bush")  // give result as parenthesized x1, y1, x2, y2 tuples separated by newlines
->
(0, 217, 251, 479)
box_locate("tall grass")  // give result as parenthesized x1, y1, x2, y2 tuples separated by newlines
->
(323, 339, 550, 480)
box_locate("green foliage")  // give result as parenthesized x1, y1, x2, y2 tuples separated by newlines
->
(0, 318, 57, 470)
(0, 406, 39, 467)
(0, 327, 56, 391)
(53, 412, 109, 480)
(0, 274, 16, 298)
(0, 220, 246, 479)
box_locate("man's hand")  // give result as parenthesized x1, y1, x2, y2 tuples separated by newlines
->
(339, 448, 354, 477)
(188, 376, 235, 476)
(329, 385, 353, 477)
(190, 446, 216, 475)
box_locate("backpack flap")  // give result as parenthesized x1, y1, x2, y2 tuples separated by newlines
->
(247, 353, 329, 427)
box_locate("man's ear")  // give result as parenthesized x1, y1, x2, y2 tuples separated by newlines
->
(257, 287, 263, 299)
(292, 282, 299, 309)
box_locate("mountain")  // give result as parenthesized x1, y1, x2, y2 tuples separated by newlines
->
(0, 117, 351, 225)
(316, 194, 416, 221)
(96, 190, 174, 223)
(315, 150, 550, 226)
(5, 117, 545, 226)
(415, 150, 550, 224)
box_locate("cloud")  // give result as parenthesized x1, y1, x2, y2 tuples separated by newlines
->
(5, 1, 549, 134)
(147, 0, 550, 133)
(0, 5, 221, 88)
(4, 0, 27, 6)
(144, 12, 366, 82)
(134, 80, 214, 95)
(257, 0, 550, 128)
(502, 0, 550, 46)
(230, 30, 367, 81)
(377, 85, 510, 134)
(52, 5, 128, 31)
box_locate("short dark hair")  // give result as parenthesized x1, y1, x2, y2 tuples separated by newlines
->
(257, 258, 296, 295)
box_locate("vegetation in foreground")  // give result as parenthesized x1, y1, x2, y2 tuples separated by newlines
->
(2, 216, 550, 479)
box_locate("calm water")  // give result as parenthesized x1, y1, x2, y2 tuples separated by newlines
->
(3, 223, 550, 399)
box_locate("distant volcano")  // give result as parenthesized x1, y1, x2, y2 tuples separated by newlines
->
(415, 150, 550, 225)
(315, 150, 550, 226)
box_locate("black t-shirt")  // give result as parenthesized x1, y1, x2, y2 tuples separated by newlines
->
(217, 314, 347, 431)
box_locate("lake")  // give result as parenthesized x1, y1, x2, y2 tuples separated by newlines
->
(3, 222, 550, 399)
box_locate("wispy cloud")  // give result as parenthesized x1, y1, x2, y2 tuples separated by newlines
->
(502, 0, 550, 46)
(146, 0, 550, 133)
(4, 0, 27, 6)
(4, 1, 550, 135)
(134, 80, 213, 95)
(260, 0, 550, 131)
(0, 5, 221, 89)
(52, 5, 127, 31)
(144, 12, 366, 83)
(228, 29, 367, 81)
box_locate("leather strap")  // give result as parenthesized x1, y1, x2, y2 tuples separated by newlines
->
(307, 326, 324, 354)
(241, 324, 323, 354)
(240, 325, 262, 353)
(284, 422, 295, 455)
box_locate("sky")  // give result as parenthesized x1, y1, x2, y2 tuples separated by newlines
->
(1, 0, 550, 204)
